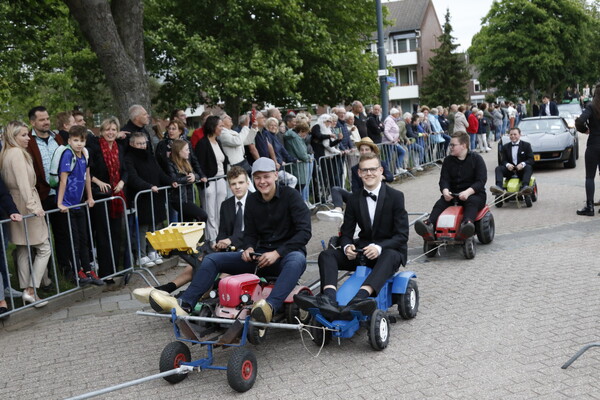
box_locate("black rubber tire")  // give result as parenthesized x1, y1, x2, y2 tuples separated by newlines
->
(565, 147, 576, 169)
(463, 237, 476, 259)
(309, 316, 331, 346)
(368, 309, 390, 351)
(286, 288, 312, 324)
(423, 241, 437, 258)
(196, 303, 213, 327)
(398, 279, 419, 320)
(227, 348, 257, 393)
(475, 212, 495, 244)
(247, 324, 268, 345)
(531, 182, 538, 202)
(159, 341, 191, 384)
(525, 195, 533, 208)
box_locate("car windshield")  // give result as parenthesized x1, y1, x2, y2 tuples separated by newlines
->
(518, 119, 566, 135)
(557, 103, 582, 115)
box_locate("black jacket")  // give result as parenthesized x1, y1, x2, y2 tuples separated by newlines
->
(499, 141, 534, 167)
(216, 196, 245, 249)
(155, 136, 206, 178)
(439, 151, 487, 195)
(122, 120, 154, 155)
(86, 136, 129, 200)
(339, 183, 408, 266)
(539, 102, 558, 116)
(576, 104, 600, 147)
(0, 175, 19, 218)
(366, 113, 384, 144)
(310, 124, 341, 160)
(124, 146, 173, 226)
(194, 135, 229, 178)
(167, 160, 200, 205)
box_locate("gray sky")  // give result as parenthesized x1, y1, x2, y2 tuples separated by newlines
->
(430, 0, 495, 52)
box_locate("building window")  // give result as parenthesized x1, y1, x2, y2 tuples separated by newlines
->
(390, 33, 418, 54)
(474, 80, 487, 93)
(394, 66, 418, 86)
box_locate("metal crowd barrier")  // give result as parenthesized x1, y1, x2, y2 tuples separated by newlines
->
(1, 196, 136, 316)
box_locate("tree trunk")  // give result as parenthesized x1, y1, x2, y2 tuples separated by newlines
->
(64, 0, 149, 124)
(223, 96, 242, 126)
(529, 79, 537, 107)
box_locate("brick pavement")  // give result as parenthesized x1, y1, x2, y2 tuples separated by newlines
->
(1, 137, 600, 399)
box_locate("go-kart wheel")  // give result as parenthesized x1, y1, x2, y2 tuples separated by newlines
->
(398, 279, 419, 320)
(531, 182, 538, 202)
(159, 341, 191, 384)
(227, 347, 257, 393)
(286, 288, 312, 324)
(475, 212, 495, 244)
(196, 303, 214, 328)
(368, 309, 390, 351)
(463, 237, 476, 259)
(309, 316, 331, 346)
(524, 194, 533, 208)
(247, 324, 268, 345)
(423, 241, 437, 258)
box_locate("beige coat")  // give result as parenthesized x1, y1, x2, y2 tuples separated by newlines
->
(0, 147, 48, 245)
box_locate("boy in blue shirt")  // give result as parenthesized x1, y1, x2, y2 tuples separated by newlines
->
(57, 126, 103, 285)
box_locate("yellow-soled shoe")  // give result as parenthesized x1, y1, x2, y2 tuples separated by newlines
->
(132, 287, 166, 304)
(250, 299, 273, 323)
(148, 289, 188, 316)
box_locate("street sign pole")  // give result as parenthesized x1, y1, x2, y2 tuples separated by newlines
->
(376, 0, 389, 118)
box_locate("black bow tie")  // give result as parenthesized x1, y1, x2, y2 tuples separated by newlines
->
(363, 190, 377, 201)
(511, 143, 519, 147)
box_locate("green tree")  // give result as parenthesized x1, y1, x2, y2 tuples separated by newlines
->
(144, 0, 379, 119)
(468, 0, 596, 103)
(419, 10, 469, 106)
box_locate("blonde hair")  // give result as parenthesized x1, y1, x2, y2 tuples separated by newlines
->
(100, 117, 120, 135)
(0, 121, 32, 165)
(170, 139, 192, 174)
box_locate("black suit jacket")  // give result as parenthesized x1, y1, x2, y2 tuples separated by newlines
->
(539, 102, 558, 116)
(195, 135, 229, 178)
(500, 141, 534, 167)
(340, 184, 408, 265)
(216, 195, 244, 249)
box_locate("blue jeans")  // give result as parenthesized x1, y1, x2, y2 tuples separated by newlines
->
(393, 144, 406, 168)
(469, 133, 477, 151)
(180, 250, 306, 312)
(408, 142, 425, 165)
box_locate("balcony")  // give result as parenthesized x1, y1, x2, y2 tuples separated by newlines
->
(387, 51, 418, 67)
(389, 85, 419, 100)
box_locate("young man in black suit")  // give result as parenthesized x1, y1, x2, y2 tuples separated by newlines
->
(297, 152, 409, 317)
(539, 95, 559, 116)
(490, 127, 534, 196)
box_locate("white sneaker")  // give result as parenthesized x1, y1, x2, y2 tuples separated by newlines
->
(415, 166, 424, 172)
(395, 168, 407, 175)
(316, 210, 344, 224)
(139, 256, 156, 267)
(149, 251, 163, 265)
(304, 201, 316, 210)
(4, 286, 22, 298)
(486, 147, 492, 151)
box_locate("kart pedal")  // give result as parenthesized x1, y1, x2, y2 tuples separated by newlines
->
(216, 320, 243, 345)
(177, 319, 203, 342)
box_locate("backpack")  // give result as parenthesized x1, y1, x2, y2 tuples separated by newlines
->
(49, 145, 89, 189)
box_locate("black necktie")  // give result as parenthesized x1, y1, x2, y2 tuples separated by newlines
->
(363, 190, 377, 202)
(233, 201, 243, 235)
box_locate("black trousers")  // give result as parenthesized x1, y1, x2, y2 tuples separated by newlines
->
(318, 247, 402, 295)
(42, 195, 71, 276)
(91, 205, 122, 278)
(495, 164, 533, 188)
(66, 208, 91, 273)
(171, 202, 208, 222)
(428, 192, 486, 227)
(583, 145, 600, 202)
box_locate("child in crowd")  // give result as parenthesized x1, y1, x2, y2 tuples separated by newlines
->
(57, 125, 103, 285)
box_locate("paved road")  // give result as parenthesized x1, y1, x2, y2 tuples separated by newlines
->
(2, 136, 600, 399)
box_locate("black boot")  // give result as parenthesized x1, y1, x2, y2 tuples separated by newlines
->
(576, 202, 594, 216)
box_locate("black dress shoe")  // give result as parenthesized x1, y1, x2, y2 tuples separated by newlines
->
(0, 307, 9, 321)
(294, 293, 340, 320)
(460, 221, 475, 237)
(340, 298, 377, 319)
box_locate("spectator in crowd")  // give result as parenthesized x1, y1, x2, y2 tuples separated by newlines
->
(447, 104, 457, 134)
(492, 104, 504, 141)
(415, 131, 487, 239)
(72, 110, 86, 127)
(219, 113, 253, 175)
(428, 107, 451, 157)
(0, 121, 50, 306)
(190, 110, 213, 150)
(453, 105, 469, 133)
(333, 107, 353, 152)
(316, 137, 394, 225)
(352, 100, 368, 138)
(296, 152, 408, 318)
(125, 132, 177, 267)
(366, 104, 384, 144)
(170, 109, 188, 136)
(168, 139, 208, 223)
(26, 106, 71, 278)
(251, 111, 278, 166)
(195, 116, 229, 244)
(284, 122, 313, 202)
(476, 110, 491, 152)
(56, 111, 75, 143)
(507, 102, 517, 129)
(467, 107, 479, 151)
(405, 113, 425, 171)
(149, 157, 311, 324)
(345, 112, 362, 144)
(311, 113, 343, 192)
(122, 105, 153, 152)
(57, 126, 102, 286)
(437, 106, 449, 133)
(283, 112, 296, 132)
(265, 117, 298, 188)
(133, 166, 251, 303)
(149, 124, 163, 150)
(0, 175, 22, 308)
(382, 108, 407, 174)
(155, 119, 204, 177)
(87, 118, 128, 278)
